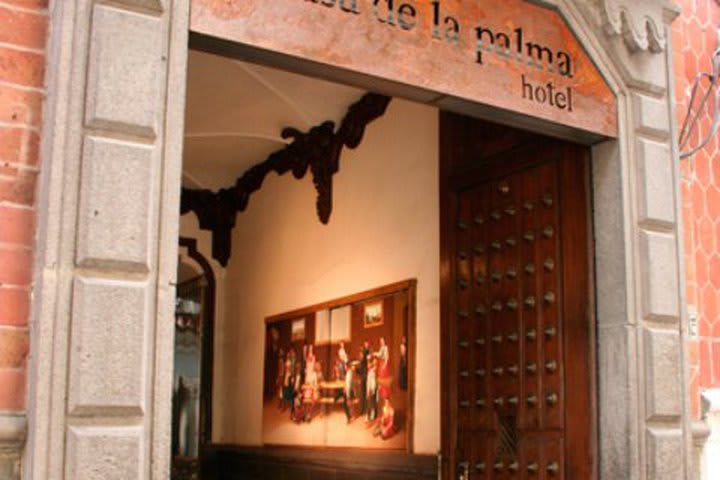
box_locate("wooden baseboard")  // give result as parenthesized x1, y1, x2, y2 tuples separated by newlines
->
(202, 445, 437, 480)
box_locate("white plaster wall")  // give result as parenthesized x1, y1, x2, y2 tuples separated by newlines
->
(215, 99, 440, 454)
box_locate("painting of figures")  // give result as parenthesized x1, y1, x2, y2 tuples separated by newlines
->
(262, 281, 415, 450)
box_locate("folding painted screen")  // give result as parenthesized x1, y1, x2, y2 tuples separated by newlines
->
(262, 281, 416, 450)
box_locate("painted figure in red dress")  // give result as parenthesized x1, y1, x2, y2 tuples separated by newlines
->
(373, 398, 395, 440)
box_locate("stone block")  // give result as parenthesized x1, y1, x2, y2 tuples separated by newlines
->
(644, 327, 682, 420)
(0, 454, 20, 480)
(68, 276, 149, 415)
(632, 93, 670, 137)
(636, 138, 675, 225)
(76, 136, 155, 272)
(639, 230, 679, 320)
(114, 0, 166, 12)
(65, 425, 144, 480)
(0, 413, 26, 450)
(85, 5, 164, 138)
(646, 427, 684, 480)
(592, 141, 630, 328)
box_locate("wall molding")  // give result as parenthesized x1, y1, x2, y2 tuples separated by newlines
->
(0, 414, 26, 452)
(203, 445, 437, 480)
(593, 0, 680, 53)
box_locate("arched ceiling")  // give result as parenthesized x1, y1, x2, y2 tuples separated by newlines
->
(183, 50, 367, 191)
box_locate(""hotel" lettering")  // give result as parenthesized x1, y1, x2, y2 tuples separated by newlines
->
(521, 75, 573, 112)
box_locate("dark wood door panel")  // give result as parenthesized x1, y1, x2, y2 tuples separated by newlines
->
(440, 112, 595, 480)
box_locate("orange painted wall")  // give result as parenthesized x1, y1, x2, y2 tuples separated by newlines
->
(674, 0, 720, 418)
(0, 0, 48, 413)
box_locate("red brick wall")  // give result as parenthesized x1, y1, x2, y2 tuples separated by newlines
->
(0, 0, 48, 414)
(674, 0, 720, 418)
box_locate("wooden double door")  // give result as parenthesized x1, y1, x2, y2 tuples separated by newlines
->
(441, 114, 595, 480)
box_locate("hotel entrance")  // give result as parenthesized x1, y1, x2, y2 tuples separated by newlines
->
(173, 35, 596, 475)
(27, 1, 691, 479)
(177, 49, 439, 478)
(172, 0, 606, 477)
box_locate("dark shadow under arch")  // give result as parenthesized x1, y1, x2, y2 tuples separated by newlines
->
(178, 237, 216, 456)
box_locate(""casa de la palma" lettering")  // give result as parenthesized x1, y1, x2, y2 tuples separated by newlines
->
(475, 25, 575, 112)
(304, 0, 577, 113)
(475, 26, 574, 77)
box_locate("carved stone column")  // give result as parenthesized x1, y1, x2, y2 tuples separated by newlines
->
(25, 1, 189, 479)
(575, 1, 691, 479)
(0, 415, 25, 479)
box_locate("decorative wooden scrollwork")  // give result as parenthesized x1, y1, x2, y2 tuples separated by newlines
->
(181, 93, 392, 266)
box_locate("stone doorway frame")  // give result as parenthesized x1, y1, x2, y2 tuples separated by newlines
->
(24, 1, 691, 479)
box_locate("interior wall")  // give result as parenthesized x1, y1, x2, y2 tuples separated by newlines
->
(216, 98, 440, 454)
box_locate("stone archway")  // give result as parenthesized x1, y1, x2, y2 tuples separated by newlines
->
(24, 1, 191, 478)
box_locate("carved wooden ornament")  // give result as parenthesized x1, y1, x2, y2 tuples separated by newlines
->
(181, 93, 392, 266)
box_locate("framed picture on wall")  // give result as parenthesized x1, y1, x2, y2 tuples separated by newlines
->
(261, 280, 416, 452)
(362, 301, 383, 328)
(329, 306, 351, 343)
(291, 318, 306, 342)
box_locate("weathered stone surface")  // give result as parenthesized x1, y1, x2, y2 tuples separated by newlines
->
(85, 5, 164, 138)
(632, 92, 670, 137)
(76, 136, 155, 272)
(65, 426, 144, 480)
(598, 325, 639, 478)
(646, 427, 684, 480)
(114, 0, 165, 12)
(0, 415, 22, 480)
(639, 230, 679, 320)
(25, 0, 182, 478)
(644, 328, 682, 420)
(636, 138, 675, 225)
(68, 276, 149, 415)
(574, 1, 671, 93)
(595, 0, 679, 52)
(0, 414, 26, 450)
(592, 141, 630, 327)
(0, 454, 20, 480)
